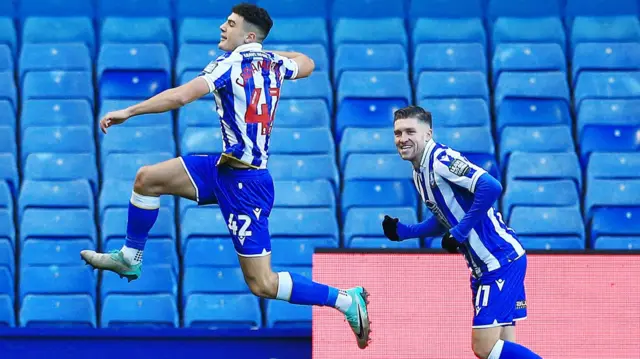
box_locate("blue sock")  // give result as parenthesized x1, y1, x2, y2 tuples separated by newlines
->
(276, 272, 352, 313)
(124, 192, 160, 250)
(490, 340, 542, 359)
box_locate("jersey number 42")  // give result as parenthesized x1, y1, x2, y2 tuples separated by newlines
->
(245, 87, 280, 136)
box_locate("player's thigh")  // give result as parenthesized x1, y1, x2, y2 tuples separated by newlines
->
(136, 157, 197, 200)
(500, 325, 516, 342)
(472, 326, 502, 357)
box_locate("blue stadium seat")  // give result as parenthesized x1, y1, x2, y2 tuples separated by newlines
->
(0, 154, 18, 195)
(0, 18, 15, 59)
(506, 152, 582, 190)
(103, 153, 173, 182)
(99, 100, 173, 131)
(178, 101, 218, 138)
(180, 127, 223, 157)
(0, 126, 16, 157)
(273, 180, 335, 209)
(0, 210, 15, 249)
(21, 240, 95, 267)
(333, 19, 408, 48)
(334, 44, 408, 83)
(413, 18, 486, 48)
(176, 44, 223, 78)
(487, 0, 561, 20)
(275, 99, 330, 128)
(182, 267, 248, 300)
(509, 207, 585, 242)
(18, 44, 92, 84)
(20, 295, 96, 328)
(420, 99, 490, 128)
(491, 18, 566, 54)
(101, 267, 176, 302)
(268, 154, 339, 188)
(22, 71, 94, 107)
(409, 0, 483, 18)
(331, 0, 404, 18)
(269, 45, 329, 72)
(0, 267, 12, 302)
(0, 181, 11, 219)
(587, 152, 640, 181)
(18, 0, 94, 17)
(575, 72, 640, 109)
(585, 179, 640, 220)
(20, 209, 97, 247)
(258, 0, 328, 18)
(413, 43, 487, 84)
(0, 295, 14, 327)
(18, 180, 94, 221)
(23, 153, 98, 192)
(99, 179, 175, 218)
(175, 0, 240, 18)
(280, 71, 332, 109)
(0, 44, 11, 72)
(270, 238, 336, 266)
(21, 126, 94, 166)
(343, 154, 413, 182)
(0, 71, 17, 111)
(270, 208, 339, 242)
(579, 125, 640, 164)
(416, 72, 489, 101)
(342, 180, 418, 214)
(492, 44, 566, 87)
(565, 0, 638, 17)
(266, 299, 310, 328)
(594, 236, 640, 250)
(0, 239, 13, 275)
(577, 100, 640, 137)
(0, 0, 12, 15)
(101, 294, 178, 328)
(22, 18, 95, 54)
(180, 208, 231, 245)
(183, 238, 237, 267)
(0, 101, 14, 130)
(349, 237, 420, 249)
(339, 128, 396, 167)
(499, 126, 575, 165)
(178, 18, 226, 44)
(502, 179, 580, 221)
(100, 127, 175, 167)
(343, 207, 417, 246)
(19, 266, 96, 303)
(433, 127, 495, 156)
(591, 208, 640, 247)
(572, 43, 640, 86)
(97, 0, 171, 17)
(264, 18, 328, 49)
(101, 208, 175, 245)
(98, 44, 171, 101)
(184, 294, 260, 328)
(21, 100, 93, 136)
(570, 16, 640, 54)
(269, 128, 334, 155)
(494, 72, 570, 111)
(518, 237, 586, 250)
(100, 18, 174, 54)
(496, 98, 571, 133)
(104, 239, 178, 275)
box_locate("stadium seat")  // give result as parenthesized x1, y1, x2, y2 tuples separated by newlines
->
(102, 153, 173, 182)
(258, 0, 329, 18)
(22, 71, 94, 107)
(22, 17, 95, 55)
(101, 208, 175, 245)
(585, 179, 640, 220)
(20, 209, 97, 247)
(273, 180, 335, 209)
(343, 207, 418, 246)
(508, 207, 585, 242)
(492, 44, 566, 87)
(339, 128, 396, 167)
(0, 210, 15, 249)
(577, 100, 640, 137)
(0, 126, 16, 157)
(569, 16, 640, 54)
(334, 44, 408, 84)
(101, 294, 178, 328)
(572, 43, 640, 86)
(420, 99, 490, 128)
(496, 98, 571, 133)
(0, 239, 13, 275)
(18, 44, 92, 84)
(21, 100, 93, 136)
(177, 101, 218, 138)
(491, 17, 566, 54)
(269, 44, 329, 72)
(180, 127, 223, 157)
(432, 127, 495, 156)
(487, 0, 561, 20)
(342, 180, 417, 214)
(266, 299, 310, 328)
(100, 126, 175, 166)
(0, 267, 12, 301)
(21, 126, 94, 166)
(0, 44, 11, 72)
(19, 266, 96, 303)
(574, 72, 640, 109)
(0, 71, 17, 111)
(98, 0, 171, 17)
(579, 125, 640, 164)
(21, 240, 95, 267)
(182, 267, 249, 300)
(413, 43, 487, 84)
(409, 0, 483, 19)
(20, 295, 96, 328)
(518, 237, 586, 250)
(343, 154, 413, 182)
(184, 294, 261, 328)
(274, 99, 330, 129)
(0, 295, 14, 327)
(268, 154, 339, 189)
(100, 17, 174, 54)
(23, 153, 98, 192)
(506, 152, 582, 190)
(97, 44, 171, 101)
(183, 238, 238, 267)
(0, 181, 11, 218)
(99, 179, 175, 218)
(280, 71, 332, 109)
(269, 128, 334, 155)
(0, 18, 16, 58)
(180, 208, 232, 248)
(494, 72, 570, 111)
(499, 126, 575, 165)
(348, 237, 420, 249)
(18, 180, 94, 221)
(104, 239, 178, 275)
(270, 238, 336, 266)
(178, 18, 227, 44)
(416, 72, 489, 102)
(270, 208, 339, 242)
(331, 0, 404, 18)
(413, 18, 486, 48)
(502, 179, 580, 221)
(176, 44, 224, 79)
(0, 154, 18, 195)
(0, 101, 14, 130)
(19, 0, 94, 17)
(591, 208, 640, 247)
(264, 18, 328, 49)
(594, 236, 640, 250)
(587, 153, 640, 181)
(99, 100, 173, 131)
(101, 266, 176, 302)
(333, 19, 408, 49)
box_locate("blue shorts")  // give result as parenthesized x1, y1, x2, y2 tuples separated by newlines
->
(180, 155, 275, 257)
(470, 254, 528, 328)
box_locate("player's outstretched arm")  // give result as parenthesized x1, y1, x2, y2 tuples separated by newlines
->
(269, 50, 315, 79)
(382, 215, 446, 241)
(99, 77, 210, 134)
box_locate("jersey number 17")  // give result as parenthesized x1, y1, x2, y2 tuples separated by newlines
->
(245, 87, 280, 136)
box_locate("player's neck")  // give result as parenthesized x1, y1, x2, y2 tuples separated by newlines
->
(411, 148, 426, 170)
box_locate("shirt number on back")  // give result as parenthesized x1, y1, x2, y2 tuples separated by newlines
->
(228, 213, 252, 245)
(245, 87, 280, 136)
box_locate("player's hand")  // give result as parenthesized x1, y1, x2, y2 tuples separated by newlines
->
(382, 215, 401, 241)
(99, 109, 132, 134)
(441, 230, 460, 254)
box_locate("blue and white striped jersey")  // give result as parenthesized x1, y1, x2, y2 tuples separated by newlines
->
(199, 43, 299, 169)
(413, 139, 526, 278)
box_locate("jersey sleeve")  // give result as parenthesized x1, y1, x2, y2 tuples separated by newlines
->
(275, 55, 299, 80)
(198, 56, 233, 93)
(433, 148, 486, 193)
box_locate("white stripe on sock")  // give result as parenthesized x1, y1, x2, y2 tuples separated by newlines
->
(489, 339, 505, 359)
(130, 191, 160, 210)
(276, 272, 293, 301)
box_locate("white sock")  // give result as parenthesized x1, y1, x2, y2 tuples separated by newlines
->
(276, 272, 293, 300)
(488, 340, 505, 359)
(335, 290, 353, 313)
(121, 245, 143, 265)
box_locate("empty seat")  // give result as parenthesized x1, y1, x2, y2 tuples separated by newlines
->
(273, 99, 330, 129)
(183, 238, 237, 267)
(180, 208, 233, 250)
(18, 180, 94, 221)
(409, 0, 483, 19)
(594, 236, 640, 250)
(342, 180, 417, 214)
(574, 72, 640, 108)
(176, 44, 224, 78)
(269, 44, 329, 72)
(339, 128, 395, 167)
(570, 16, 640, 54)
(21, 240, 95, 267)
(20, 209, 96, 247)
(101, 208, 175, 245)
(273, 180, 335, 209)
(266, 299, 310, 328)
(333, 18, 407, 48)
(280, 71, 332, 109)
(264, 18, 328, 49)
(487, 0, 561, 20)
(180, 127, 223, 157)
(433, 127, 495, 156)
(98, 44, 171, 100)
(585, 179, 640, 220)
(19, 0, 94, 17)
(103, 153, 173, 182)
(0, 44, 11, 72)
(420, 99, 490, 128)
(21, 100, 93, 135)
(178, 18, 226, 44)
(184, 294, 260, 328)
(23, 153, 98, 192)
(0, 239, 13, 275)
(506, 152, 582, 190)
(0, 126, 16, 157)
(494, 72, 570, 111)
(22, 17, 95, 54)
(0, 101, 14, 130)
(100, 18, 174, 54)
(334, 44, 407, 83)
(0, 18, 16, 58)
(104, 239, 178, 275)
(491, 18, 566, 54)
(343, 154, 413, 182)
(100, 127, 175, 166)
(269, 128, 334, 155)
(258, 0, 328, 17)
(268, 154, 339, 188)
(587, 153, 640, 181)
(0, 210, 15, 249)
(101, 266, 176, 302)
(416, 72, 488, 101)
(343, 207, 417, 246)
(177, 101, 218, 138)
(99, 99, 173, 130)
(19, 266, 96, 303)
(0, 154, 18, 195)
(518, 236, 585, 250)
(496, 98, 571, 133)
(18, 44, 91, 84)
(508, 207, 585, 241)
(502, 180, 580, 220)
(270, 208, 339, 242)
(499, 126, 575, 165)
(492, 44, 566, 87)
(0, 71, 17, 110)
(99, 179, 175, 217)
(101, 294, 178, 328)
(22, 71, 94, 107)
(579, 125, 640, 164)
(591, 208, 640, 246)
(270, 238, 336, 266)
(572, 43, 640, 86)
(183, 267, 248, 300)
(413, 18, 486, 48)
(21, 126, 94, 166)
(0, 295, 14, 327)
(577, 100, 640, 137)
(413, 43, 487, 84)
(0, 181, 11, 218)
(0, 267, 12, 301)
(20, 295, 96, 328)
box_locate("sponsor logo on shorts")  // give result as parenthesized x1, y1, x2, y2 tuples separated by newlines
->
(516, 300, 527, 310)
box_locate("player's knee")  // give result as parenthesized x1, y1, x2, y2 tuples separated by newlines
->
(134, 166, 161, 196)
(471, 337, 496, 359)
(245, 272, 278, 299)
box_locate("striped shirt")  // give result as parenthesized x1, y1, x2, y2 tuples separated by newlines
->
(199, 43, 299, 169)
(413, 139, 526, 278)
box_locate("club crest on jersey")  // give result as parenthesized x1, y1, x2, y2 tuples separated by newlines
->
(448, 158, 471, 176)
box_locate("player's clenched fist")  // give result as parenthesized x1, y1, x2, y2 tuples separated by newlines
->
(382, 215, 401, 241)
(99, 109, 131, 134)
(441, 230, 460, 254)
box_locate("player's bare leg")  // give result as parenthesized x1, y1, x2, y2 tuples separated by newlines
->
(81, 158, 196, 281)
(500, 325, 516, 342)
(238, 254, 371, 349)
(472, 327, 502, 359)
(473, 326, 541, 358)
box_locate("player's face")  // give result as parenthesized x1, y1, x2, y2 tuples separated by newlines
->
(219, 13, 251, 52)
(394, 117, 433, 163)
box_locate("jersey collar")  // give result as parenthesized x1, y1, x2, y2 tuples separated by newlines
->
(233, 43, 263, 52)
(418, 139, 437, 169)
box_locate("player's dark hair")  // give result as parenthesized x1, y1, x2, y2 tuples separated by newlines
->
(394, 106, 432, 127)
(232, 3, 273, 41)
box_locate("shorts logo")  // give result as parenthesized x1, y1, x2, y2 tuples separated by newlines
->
(448, 158, 471, 176)
(516, 300, 527, 310)
(496, 279, 505, 291)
